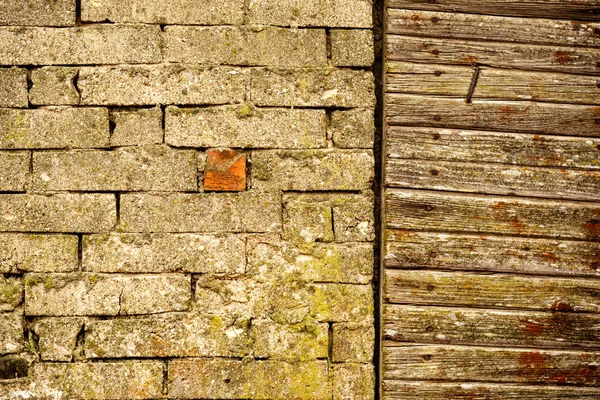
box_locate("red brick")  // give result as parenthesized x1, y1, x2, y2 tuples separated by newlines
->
(204, 149, 247, 192)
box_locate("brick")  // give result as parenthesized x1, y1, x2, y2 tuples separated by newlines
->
(247, 0, 372, 28)
(331, 29, 374, 67)
(168, 359, 331, 399)
(0, 194, 115, 233)
(110, 107, 163, 146)
(193, 276, 256, 316)
(29, 67, 79, 106)
(0, 355, 29, 380)
(204, 149, 246, 192)
(0, 276, 22, 312)
(0, 107, 109, 149)
(0, 68, 27, 108)
(33, 146, 197, 192)
(0, 234, 78, 273)
(252, 150, 374, 191)
(0, 0, 75, 26)
(163, 26, 327, 67)
(25, 273, 190, 316)
(165, 105, 327, 148)
(332, 323, 374, 362)
(83, 233, 245, 274)
(85, 313, 250, 358)
(0, 312, 22, 354)
(31, 361, 164, 399)
(0, 25, 161, 65)
(82, 0, 244, 24)
(0, 152, 29, 191)
(250, 68, 375, 107)
(33, 317, 85, 361)
(311, 283, 374, 323)
(332, 109, 375, 148)
(283, 199, 334, 244)
(333, 191, 375, 242)
(79, 65, 247, 106)
(333, 363, 375, 400)
(120, 192, 281, 233)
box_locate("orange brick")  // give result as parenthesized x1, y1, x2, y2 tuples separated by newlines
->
(204, 149, 246, 192)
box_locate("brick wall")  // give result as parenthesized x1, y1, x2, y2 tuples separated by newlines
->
(0, 1, 376, 398)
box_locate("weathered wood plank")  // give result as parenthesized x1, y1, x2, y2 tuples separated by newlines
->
(385, 230, 600, 277)
(383, 380, 600, 399)
(385, 189, 600, 240)
(383, 304, 600, 348)
(383, 344, 600, 385)
(386, 35, 600, 75)
(388, 9, 600, 47)
(386, 62, 600, 105)
(385, 269, 600, 312)
(385, 94, 600, 137)
(385, 159, 600, 201)
(386, 126, 600, 170)
(387, 0, 600, 21)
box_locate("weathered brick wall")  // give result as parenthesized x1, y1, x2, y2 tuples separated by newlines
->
(0, 1, 376, 399)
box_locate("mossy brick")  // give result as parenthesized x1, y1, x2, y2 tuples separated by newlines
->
(0, 25, 161, 65)
(168, 359, 331, 399)
(310, 283, 374, 323)
(250, 68, 375, 107)
(110, 107, 163, 146)
(0, 194, 115, 233)
(32, 146, 197, 192)
(0, 312, 22, 354)
(0, 107, 109, 149)
(164, 26, 327, 67)
(25, 273, 190, 316)
(252, 149, 374, 191)
(165, 105, 327, 148)
(33, 317, 85, 361)
(0, 234, 77, 273)
(30, 361, 164, 399)
(332, 109, 375, 148)
(331, 29, 374, 67)
(0, 68, 27, 108)
(83, 233, 245, 274)
(283, 198, 334, 244)
(333, 363, 375, 400)
(332, 323, 374, 362)
(29, 67, 79, 106)
(85, 313, 250, 358)
(0, 0, 75, 26)
(78, 65, 247, 106)
(333, 191, 375, 242)
(204, 149, 247, 192)
(0, 276, 22, 312)
(0, 151, 29, 191)
(247, 0, 372, 28)
(82, 0, 244, 24)
(119, 192, 281, 233)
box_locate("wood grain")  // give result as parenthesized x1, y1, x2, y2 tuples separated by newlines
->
(387, 0, 600, 21)
(385, 94, 600, 137)
(383, 304, 600, 348)
(385, 189, 600, 240)
(388, 9, 600, 47)
(385, 269, 600, 312)
(386, 35, 600, 75)
(383, 344, 600, 385)
(385, 230, 600, 277)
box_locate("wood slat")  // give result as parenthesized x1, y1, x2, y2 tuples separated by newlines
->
(385, 230, 600, 277)
(386, 126, 600, 170)
(386, 62, 600, 105)
(385, 159, 600, 201)
(385, 269, 600, 312)
(383, 380, 600, 399)
(385, 94, 600, 137)
(383, 304, 600, 348)
(386, 35, 600, 75)
(387, 9, 600, 47)
(387, 0, 600, 21)
(385, 189, 600, 240)
(383, 344, 600, 385)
